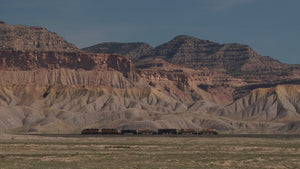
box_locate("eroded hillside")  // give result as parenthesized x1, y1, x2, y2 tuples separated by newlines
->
(0, 22, 300, 133)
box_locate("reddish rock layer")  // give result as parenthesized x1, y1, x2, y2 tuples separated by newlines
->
(0, 23, 300, 133)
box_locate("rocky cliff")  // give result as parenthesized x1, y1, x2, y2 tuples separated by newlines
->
(84, 35, 300, 81)
(82, 42, 153, 61)
(84, 35, 300, 100)
(0, 23, 300, 134)
(0, 22, 80, 52)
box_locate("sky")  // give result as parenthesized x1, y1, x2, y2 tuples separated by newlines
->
(1, 0, 299, 64)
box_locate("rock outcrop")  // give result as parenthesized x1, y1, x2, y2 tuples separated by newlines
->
(1, 23, 300, 134)
(0, 23, 80, 52)
(82, 42, 153, 61)
(84, 35, 300, 81)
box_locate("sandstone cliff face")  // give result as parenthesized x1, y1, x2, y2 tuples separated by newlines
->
(82, 42, 153, 61)
(0, 50, 97, 70)
(0, 50, 137, 88)
(84, 35, 300, 102)
(0, 23, 300, 134)
(141, 35, 300, 81)
(141, 35, 222, 67)
(0, 69, 140, 88)
(84, 35, 300, 82)
(0, 23, 80, 52)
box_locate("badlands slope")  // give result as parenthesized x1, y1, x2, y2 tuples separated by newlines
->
(0, 22, 299, 133)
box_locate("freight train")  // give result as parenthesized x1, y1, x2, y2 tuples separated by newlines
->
(81, 128, 218, 135)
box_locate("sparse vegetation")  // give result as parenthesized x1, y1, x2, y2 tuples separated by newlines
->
(0, 134, 299, 169)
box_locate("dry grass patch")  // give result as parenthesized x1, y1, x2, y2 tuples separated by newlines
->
(0, 134, 299, 168)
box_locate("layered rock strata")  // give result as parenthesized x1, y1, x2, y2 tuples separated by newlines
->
(0, 23, 300, 133)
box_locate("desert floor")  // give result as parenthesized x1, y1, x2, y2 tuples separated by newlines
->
(0, 134, 299, 169)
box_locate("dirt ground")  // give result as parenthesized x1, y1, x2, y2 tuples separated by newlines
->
(0, 134, 299, 169)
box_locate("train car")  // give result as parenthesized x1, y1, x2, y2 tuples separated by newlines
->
(137, 129, 157, 135)
(178, 129, 197, 135)
(121, 129, 137, 134)
(199, 129, 218, 135)
(157, 129, 178, 135)
(81, 128, 101, 134)
(101, 128, 120, 134)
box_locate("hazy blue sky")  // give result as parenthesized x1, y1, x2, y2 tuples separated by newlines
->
(1, 0, 299, 64)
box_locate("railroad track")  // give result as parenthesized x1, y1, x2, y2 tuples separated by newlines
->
(26, 134, 300, 138)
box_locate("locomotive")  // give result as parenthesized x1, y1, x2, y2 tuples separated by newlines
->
(81, 128, 101, 134)
(81, 128, 218, 135)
